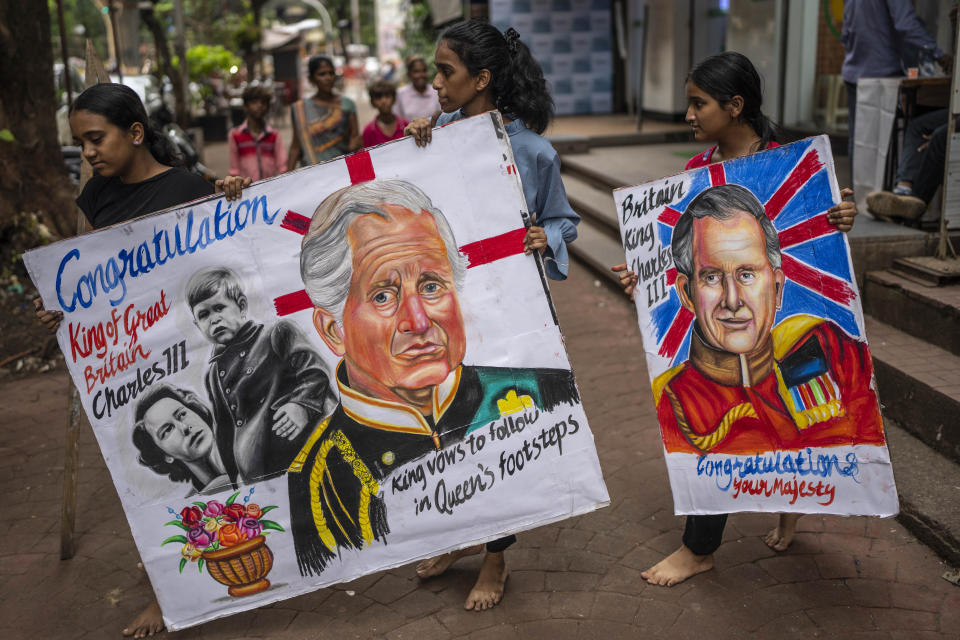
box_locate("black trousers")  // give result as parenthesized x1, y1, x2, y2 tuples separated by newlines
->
(682, 514, 727, 556)
(486, 535, 516, 553)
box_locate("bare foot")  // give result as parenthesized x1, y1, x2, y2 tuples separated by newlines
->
(464, 551, 509, 611)
(416, 543, 483, 579)
(764, 513, 802, 551)
(122, 600, 164, 638)
(641, 545, 713, 587)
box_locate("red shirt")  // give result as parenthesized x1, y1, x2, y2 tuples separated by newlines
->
(362, 116, 409, 148)
(228, 120, 286, 181)
(685, 141, 780, 170)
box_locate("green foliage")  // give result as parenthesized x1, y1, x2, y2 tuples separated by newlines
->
(400, 2, 439, 67)
(260, 520, 285, 533)
(47, 0, 109, 62)
(163, 519, 191, 531)
(162, 534, 189, 546)
(181, 44, 242, 80)
(0, 130, 15, 143)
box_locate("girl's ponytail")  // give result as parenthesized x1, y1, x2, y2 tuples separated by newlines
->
(688, 52, 781, 150)
(499, 28, 553, 134)
(440, 21, 554, 134)
(144, 124, 183, 167)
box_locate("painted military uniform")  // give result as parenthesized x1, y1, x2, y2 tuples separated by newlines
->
(654, 315, 885, 455)
(288, 362, 579, 577)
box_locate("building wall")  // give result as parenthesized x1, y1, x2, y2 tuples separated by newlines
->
(640, 0, 690, 116)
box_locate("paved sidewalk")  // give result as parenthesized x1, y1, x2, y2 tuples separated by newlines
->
(1, 264, 957, 639)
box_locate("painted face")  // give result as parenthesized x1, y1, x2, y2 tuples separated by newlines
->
(191, 288, 247, 345)
(311, 61, 336, 92)
(371, 92, 395, 116)
(142, 397, 214, 463)
(433, 41, 479, 114)
(679, 210, 784, 355)
(340, 204, 466, 394)
(685, 80, 735, 142)
(70, 109, 139, 178)
(409, 60, 429, 92)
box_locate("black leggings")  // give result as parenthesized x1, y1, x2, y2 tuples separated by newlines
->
(486, 535, 516, 553)
(682, 514, 727, 556)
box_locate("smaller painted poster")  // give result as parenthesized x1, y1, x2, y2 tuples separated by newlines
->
(614, 136, 898, 516)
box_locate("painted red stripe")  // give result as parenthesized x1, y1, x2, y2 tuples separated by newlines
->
(781, 254, 856, 306)
(777, 212, 836, 249)
(280, 210, 311, 235)
(459, 228, 527, 268)
(658, 307, 694, 359)
(665, 267, 677, 285)
(658, 206, 681, 226)
(273, 228, 530, 315)
(764, 150, 824, 220)
(345, 151, 375, 184)
(274, 289, 313, 316)
(708, 163, 725, 186)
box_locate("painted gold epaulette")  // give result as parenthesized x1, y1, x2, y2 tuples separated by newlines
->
(288, 416, 332, 473)
(772, 314, 825, 360)
(652, 363, 686, 405)
(308, 429, 380, 553)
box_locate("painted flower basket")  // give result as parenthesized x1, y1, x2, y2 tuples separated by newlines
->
(202, 534, 274, 596)
(161, 488, 284, 598)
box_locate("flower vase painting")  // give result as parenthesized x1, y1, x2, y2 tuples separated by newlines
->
(162, 488, 283, 597)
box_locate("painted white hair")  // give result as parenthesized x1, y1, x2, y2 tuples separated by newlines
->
(300, 179, 468, 321)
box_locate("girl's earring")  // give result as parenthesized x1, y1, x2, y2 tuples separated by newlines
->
(134, 140, 141, 146)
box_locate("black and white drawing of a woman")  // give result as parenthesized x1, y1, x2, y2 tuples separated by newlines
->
(133, 384, 231, 495)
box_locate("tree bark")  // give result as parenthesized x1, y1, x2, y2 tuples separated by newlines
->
(140, 2, 190, 128)
(0, 0, 78, 239)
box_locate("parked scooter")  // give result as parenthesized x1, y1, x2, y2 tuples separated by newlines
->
(150, 104, 218, 184)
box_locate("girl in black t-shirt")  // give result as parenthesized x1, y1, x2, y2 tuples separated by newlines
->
(34, 83, 249, 638)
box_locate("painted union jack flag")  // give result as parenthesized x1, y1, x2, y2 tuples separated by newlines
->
(649, 137, 859, 365)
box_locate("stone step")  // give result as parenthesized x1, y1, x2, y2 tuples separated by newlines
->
(864, 315, 960, 464)
(568, 217, 626, 288)
(884, 418, 960, 568)
(863, 269, 960, 357)
(563, 172, 620, 240)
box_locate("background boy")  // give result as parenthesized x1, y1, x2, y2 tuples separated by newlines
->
(228, 85, 287, 181)
(362, 80, 409, 148)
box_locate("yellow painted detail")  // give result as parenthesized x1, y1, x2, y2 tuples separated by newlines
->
(771, 314, 825, 360)
(307, 429, 381, 553)
(497, 389, 535, 415)
(288, 416, 332, 473)
(667, 386, 756, 453)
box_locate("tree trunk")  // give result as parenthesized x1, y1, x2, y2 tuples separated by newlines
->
(0, 0, 78, 240)
(140, 2, 190, 128)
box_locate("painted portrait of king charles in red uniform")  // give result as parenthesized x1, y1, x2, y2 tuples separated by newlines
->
(653, 185, 886, 456)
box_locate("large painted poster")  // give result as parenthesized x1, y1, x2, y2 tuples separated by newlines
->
(24, 113, 609, 630)
(613, 136, 898, 517)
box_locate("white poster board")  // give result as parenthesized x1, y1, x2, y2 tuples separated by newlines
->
(613, 136, 898, 516)
(24, 113, 609, 630)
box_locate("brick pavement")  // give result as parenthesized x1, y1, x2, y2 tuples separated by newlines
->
(1, 263, 957, 639)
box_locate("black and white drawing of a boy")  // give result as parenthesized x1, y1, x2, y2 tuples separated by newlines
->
(185, 266, 337, 485)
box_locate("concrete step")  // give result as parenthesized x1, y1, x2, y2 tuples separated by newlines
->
(563, 172, 619, 240)
(568, 218, 626, 287)
(863, 269, 960, 357)
(864, 315, 960, 464)
(885, 418, 960, 568)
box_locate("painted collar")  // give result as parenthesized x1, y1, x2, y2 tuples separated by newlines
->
(688, 326, 774, 387)
(336, 360, 462, 437)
